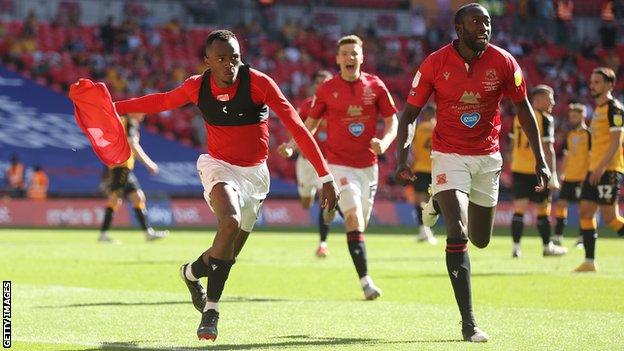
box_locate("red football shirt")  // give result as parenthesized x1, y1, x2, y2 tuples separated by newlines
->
(115, 68, 330, 177)
(298, 96, 328, 157)
(309, 72, 397, 168)
(407, 41, 527, 155)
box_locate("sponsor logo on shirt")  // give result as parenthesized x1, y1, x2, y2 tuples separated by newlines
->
(460, 91, 481, 104)
(460, 112, 481, 128)
(443, 72, 450, 80)
(436, 173, 447, 185)
(411, 71, 421, 88)
(514, 68, 523, 87)
(216, 94, 230, 101)
(348, 122, 365, 137)
(332, 92, 339, 99)
(347, 105, 363, 117)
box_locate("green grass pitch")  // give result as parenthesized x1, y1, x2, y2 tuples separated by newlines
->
(1, 227, 623, 350)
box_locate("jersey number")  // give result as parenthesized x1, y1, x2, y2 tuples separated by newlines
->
(597, 185, 613, 200)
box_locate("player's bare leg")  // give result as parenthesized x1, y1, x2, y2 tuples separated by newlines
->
(574, 200, 599, 272)
(128, 190, 168, 241)
(232, 229, 250, 259)
(467, 202, 495, 248)
(510, 198, 528, 257)
(436, 189, 489, 342)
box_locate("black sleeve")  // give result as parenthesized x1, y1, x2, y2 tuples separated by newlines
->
(607, 99, 624, 130)
(542, 113, 554, 142)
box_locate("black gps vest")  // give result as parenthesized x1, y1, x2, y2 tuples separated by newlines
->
(197, 65, 269, 126)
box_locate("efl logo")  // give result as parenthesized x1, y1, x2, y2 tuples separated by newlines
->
(2, 281, 10, 349)
(436, 173, 447, 185)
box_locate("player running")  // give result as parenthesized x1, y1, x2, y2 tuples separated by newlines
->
(395, 3, 550, 342)
(113, 30, 338, 340)
(553, 103, 590, 248)
(410, 104, 437, 244)
(281, 34, 398, 300)
(574, 67, 624, 272)
(98, 113, 169, 243)
(279, 70, 338, 258)
(509, 84, 565, 258)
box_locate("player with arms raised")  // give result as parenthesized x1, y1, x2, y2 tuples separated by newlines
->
(395, 3, 550, 342)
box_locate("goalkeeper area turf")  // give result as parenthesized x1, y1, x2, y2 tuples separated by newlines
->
(1, 227, 623, 350)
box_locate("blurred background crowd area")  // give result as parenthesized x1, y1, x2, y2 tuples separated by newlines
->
(0, 0, 623, 200)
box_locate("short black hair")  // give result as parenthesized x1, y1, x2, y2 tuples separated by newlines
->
(454, 3, 486, 25)
(205, 29, 237, 49)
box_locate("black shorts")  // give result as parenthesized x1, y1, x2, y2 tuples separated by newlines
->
(109, 167, 141, 196)
(580, 171, 623, 205)
(558, 181, 582, 202)
(412, 172, 432, 193)
(512, 172, 550, 203)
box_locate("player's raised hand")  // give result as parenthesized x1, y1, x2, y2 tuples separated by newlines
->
(535, 161, 551, 192)
(370, 137, 384, 155)
(394, 163, 416, 186)
(277, 142, 294, 158)
(319, 180, 339, 210)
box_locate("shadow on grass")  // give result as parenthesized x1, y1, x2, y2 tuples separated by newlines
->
(38, 296, 291, 309)
(109, 260, 182, 266)
(371, 256, 440, 263)
(65, 335, 465, 350)
(418, 271, 531, 278)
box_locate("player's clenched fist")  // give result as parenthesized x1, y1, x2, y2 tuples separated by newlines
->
(320, 180, 339, 210)
(394, 163, 416, 185)
(277, 142, 294, 158)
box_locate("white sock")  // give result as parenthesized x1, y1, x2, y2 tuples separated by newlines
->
(555, 235, 563, 242)
(360, 275, 373, 288)
(585, 258, 595, 263)
(513, 243, 521, 251)
(204, 301, 219, 312)
(319, 241, 327, 248)
(184, 264, 199, 282)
